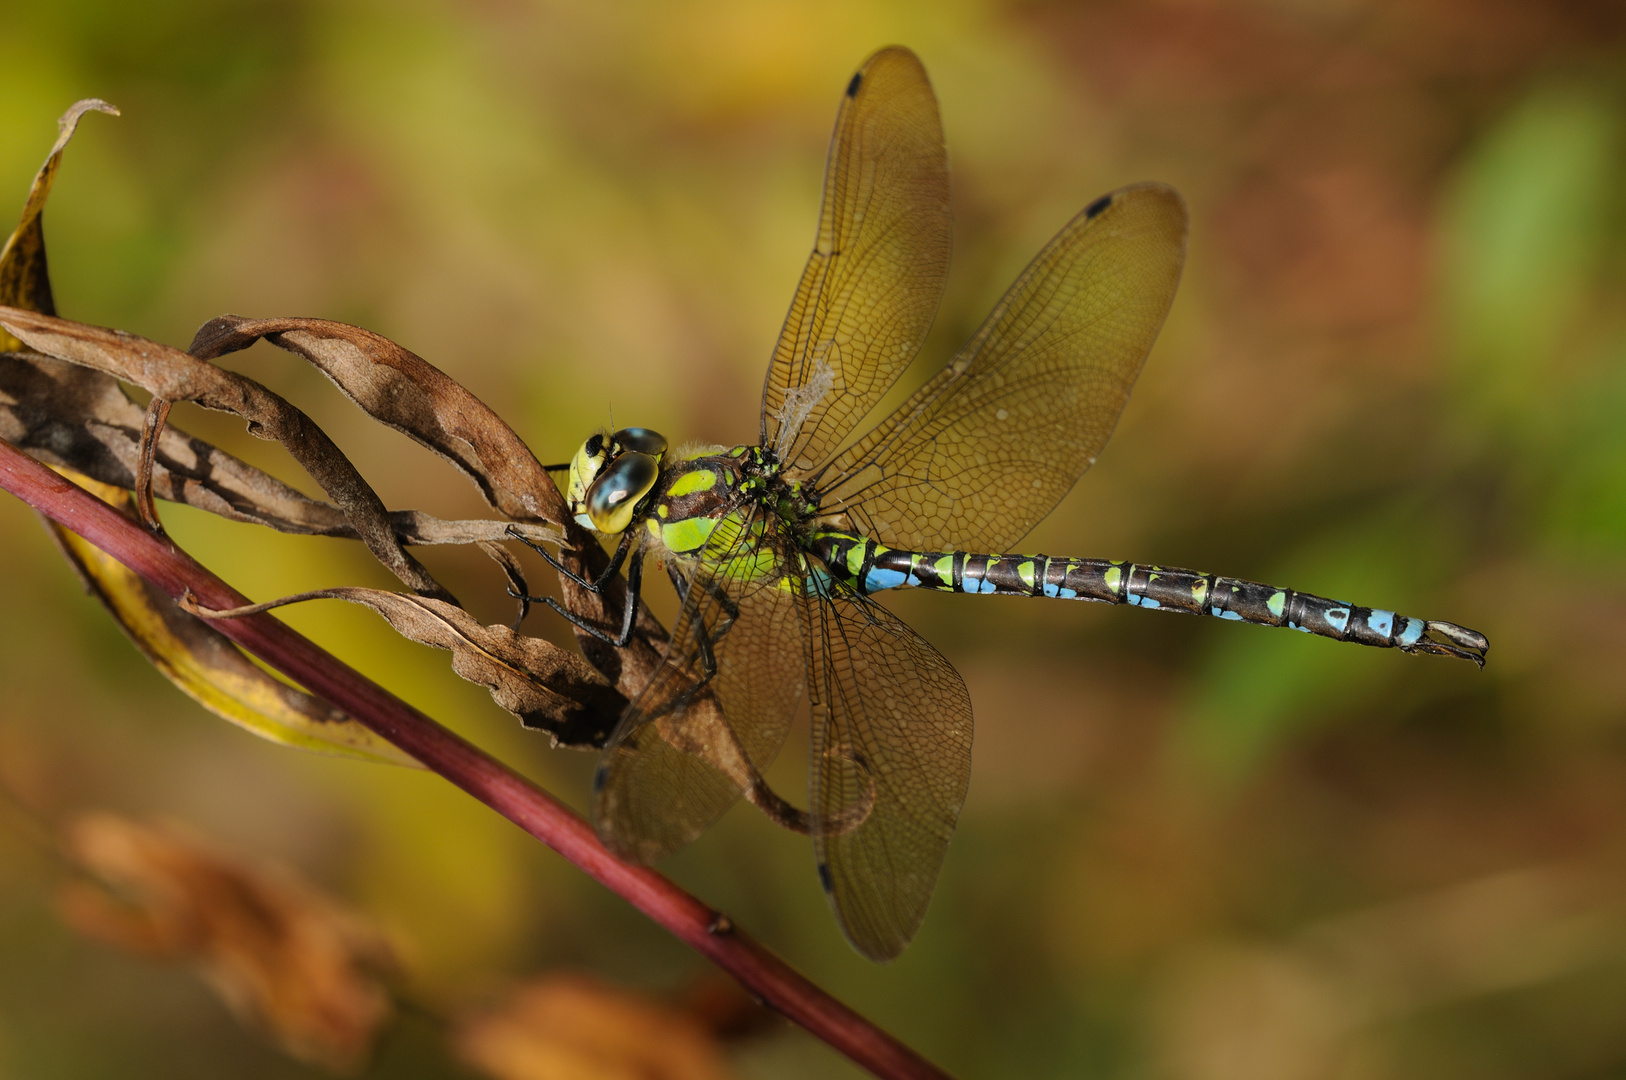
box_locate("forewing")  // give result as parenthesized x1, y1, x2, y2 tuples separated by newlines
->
(802, 586, 973, 961)
(761, 46, 951, 473)
(817, 184, 1188, 553)
(593, 509, 806, 865)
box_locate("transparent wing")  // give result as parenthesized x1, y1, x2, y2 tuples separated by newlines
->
(761, 46, 951, 474)
(815, 184, 1188, 553)
(592, 507, 806, 865)
(801, 583, 973, 961)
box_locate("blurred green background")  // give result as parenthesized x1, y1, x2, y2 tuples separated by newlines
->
(2, 0, 1625, 1077)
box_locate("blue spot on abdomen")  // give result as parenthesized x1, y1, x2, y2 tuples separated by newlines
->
(1367, 609, 1394, 637)
(864, 566, 907, 592)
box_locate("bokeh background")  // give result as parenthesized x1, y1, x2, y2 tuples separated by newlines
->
(2, 1, 1625, 1077)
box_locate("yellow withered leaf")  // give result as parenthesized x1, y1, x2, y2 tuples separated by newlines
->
(0, 98, 117, 344)
(48, 471, 419, 765)
(0, 102, 413, 765)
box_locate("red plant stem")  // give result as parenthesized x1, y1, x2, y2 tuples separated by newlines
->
(0, 437, 954, 1080)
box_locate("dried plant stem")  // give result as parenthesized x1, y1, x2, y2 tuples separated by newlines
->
(0, 437, 954, 1080)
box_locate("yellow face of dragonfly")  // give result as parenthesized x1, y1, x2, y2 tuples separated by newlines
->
(565, 427, 668, 534)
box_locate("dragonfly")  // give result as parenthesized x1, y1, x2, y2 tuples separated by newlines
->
(518, 46, 1489, 960)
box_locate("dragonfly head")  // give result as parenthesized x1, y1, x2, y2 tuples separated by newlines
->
(565, 426, 668, 534)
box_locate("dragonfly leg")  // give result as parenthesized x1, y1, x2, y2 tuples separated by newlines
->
(664, 563, 741, 681)
(506, 524, 632, 594)
(541, 549, 643, 647)
(506, 527, 644, 647)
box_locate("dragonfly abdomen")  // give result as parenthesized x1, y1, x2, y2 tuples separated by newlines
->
(812, 531, 1487, 665)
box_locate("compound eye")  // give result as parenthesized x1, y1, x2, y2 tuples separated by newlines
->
(585, 451, 660, 534)
(612, 427, 668, 457)
(565, 433, 613, 519)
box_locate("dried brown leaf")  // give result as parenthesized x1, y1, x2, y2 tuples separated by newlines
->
(0, 100, 356, 540)
(0, 305, 453, 600)
(0, 341, 560, 546)
(0, 103, 663, 712)
(192, 315, 564, 525)
(186, 315, 671, 695)
(2, 347, 357, 531)
(0, 105, 428, 764)
(189, 587, 627, 748)
(0, 108, 555, 553)
(454, 973, 736, 1080)
(59, 813, 396, 1074)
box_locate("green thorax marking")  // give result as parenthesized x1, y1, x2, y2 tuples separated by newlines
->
(649, 446, 817, 574)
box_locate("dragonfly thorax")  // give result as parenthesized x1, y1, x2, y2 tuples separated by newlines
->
(726, 445, 821, 527)
(640, 444, 825, 559)
(566, 426, 668, 534)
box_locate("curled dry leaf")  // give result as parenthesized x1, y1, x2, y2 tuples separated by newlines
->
(58, 813, 397, 1074)
(454, 972, 736, 1080)
(192, 315, 565, 525)
(0, 345, 546, 545)
(188, 587, 628, 748)
(48, 470, 419, 765)
(0, 100, 330, 540)
(0, 98, 117, 347)
(187, 315, 672, 698)
(0, 104, 558, 553)
(0, 104, 450, 764)
(0, 101, 666, 753)
(0, 304, 454, 601)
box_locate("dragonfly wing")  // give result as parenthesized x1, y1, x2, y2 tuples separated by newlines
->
(593, 511, 806, 864)
(761, 46, 951, 474)
(817, 183, 1188, 553)
(802, 585, 973, 960)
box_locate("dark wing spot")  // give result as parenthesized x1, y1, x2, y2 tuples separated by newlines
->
(817, 861, 834, 892)
(846, 72, 863, 98)
(591, 766, 608, 793)
(1085, 193, 1113, 219)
